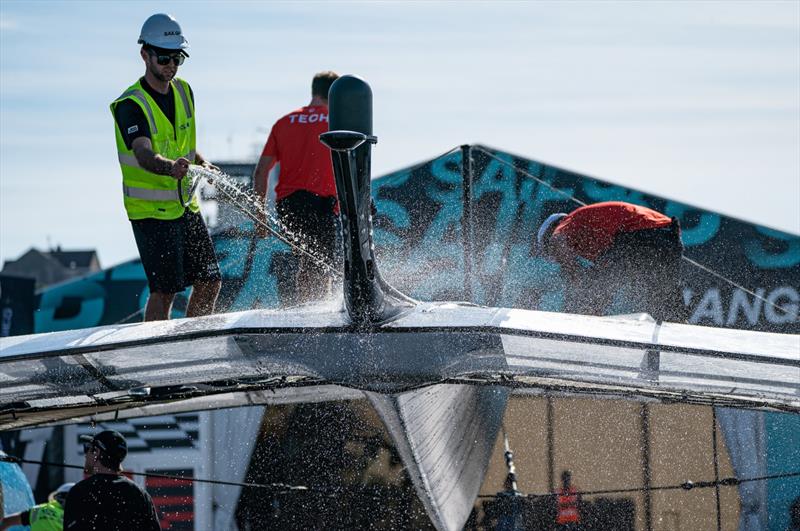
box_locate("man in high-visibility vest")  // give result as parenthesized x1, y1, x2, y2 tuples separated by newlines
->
(555, 470, 581, 530)
(111, 13, 221, 321)
(0, 482, 73, 531)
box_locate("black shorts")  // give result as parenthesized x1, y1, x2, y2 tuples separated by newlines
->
(596, 219, 687, 322)
(276, 190, 338, 265)
(131, 210, 221, 294)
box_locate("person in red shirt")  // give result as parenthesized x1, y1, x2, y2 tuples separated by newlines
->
(537, 201, 687, 322)
(555, 470, 581, 530)
(253, 71, 340, 304)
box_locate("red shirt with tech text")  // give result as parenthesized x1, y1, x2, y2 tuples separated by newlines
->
(553, 201, 672, 261)
(262, 105, 336, 202)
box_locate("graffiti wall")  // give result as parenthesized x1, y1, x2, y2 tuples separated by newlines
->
(32, 145, 798, 334)
(373, 146, 799, 333)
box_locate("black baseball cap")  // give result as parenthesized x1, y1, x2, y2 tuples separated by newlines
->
(79, 430, 128, 462)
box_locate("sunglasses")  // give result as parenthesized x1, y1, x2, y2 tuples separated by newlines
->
(83, 442, 97, 453)
(148, 50, 185, 66)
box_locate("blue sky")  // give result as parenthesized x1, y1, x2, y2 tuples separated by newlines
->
(1, 1, 798, 267)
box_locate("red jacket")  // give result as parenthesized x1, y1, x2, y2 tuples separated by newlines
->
(553, 201, 672, 261)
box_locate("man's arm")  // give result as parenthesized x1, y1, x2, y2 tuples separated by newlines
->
(1, 512, 23, 530)
(252, 154, 275, 238)
(253, 154, 275, 204)
(131, 137, 190, 180)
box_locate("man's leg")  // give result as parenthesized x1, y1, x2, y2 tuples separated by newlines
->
(145, 292, 176, 321)
(186, 279, 221, 317)
(650, 228, 687, 323)
(278, 192, 336, 304)
(131, 217, 184, 322)
(276, 194, 304, 305)
(617, 226, 687, 322)
(183, 211, 222, 316)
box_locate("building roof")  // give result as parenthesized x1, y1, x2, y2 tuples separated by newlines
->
(1, 247, 100, 289)
(47, 249, 99, 270)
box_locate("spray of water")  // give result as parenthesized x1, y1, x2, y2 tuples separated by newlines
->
(187, 165, 342, 279)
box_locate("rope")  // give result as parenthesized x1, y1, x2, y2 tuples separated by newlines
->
(0, 454, 307, 494)
(476, 470, 800, 499)
(472, 147, 587, 207)
(0, 455, 391, 500)
(471, 146, 795, 317)
(6, 454, 794, 504)
(682, 256, 793, 315)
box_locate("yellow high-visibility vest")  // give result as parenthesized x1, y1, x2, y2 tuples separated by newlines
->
(111, 78, 199, 220)
(28, 499, 64, 531)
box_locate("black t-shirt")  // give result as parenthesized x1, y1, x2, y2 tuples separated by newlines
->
(114, 77, 194, 150)
(63, 473, 161, 531)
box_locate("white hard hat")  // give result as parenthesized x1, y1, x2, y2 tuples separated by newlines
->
(138, 13, 189, 51)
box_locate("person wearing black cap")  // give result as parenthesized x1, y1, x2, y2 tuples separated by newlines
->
(63, 430, 160, 530)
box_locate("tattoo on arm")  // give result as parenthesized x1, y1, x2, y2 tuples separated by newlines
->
(131, 137, 174, 176)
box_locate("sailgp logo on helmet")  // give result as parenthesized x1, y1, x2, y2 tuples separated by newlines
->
(138, 13, 189, 50)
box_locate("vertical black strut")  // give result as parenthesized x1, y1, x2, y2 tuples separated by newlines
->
(320, 75, 411, 326)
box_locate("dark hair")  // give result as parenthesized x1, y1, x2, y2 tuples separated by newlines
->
(97, 450, 122, 471)
(312, 71, 339, 99)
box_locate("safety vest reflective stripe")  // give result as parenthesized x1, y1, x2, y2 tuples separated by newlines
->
(119, 89, 158, 135)
(118, 153, 139, 167)
(173, 80, 193, 119)
(117, 151, 196, 168)
(123, 184, 179, 201)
